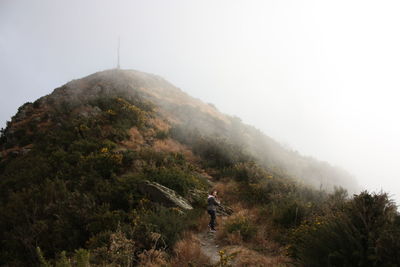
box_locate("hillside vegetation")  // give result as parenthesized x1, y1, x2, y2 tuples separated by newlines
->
(1, 69, 399, 266)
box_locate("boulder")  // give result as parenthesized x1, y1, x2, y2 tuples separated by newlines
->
(138, 180, 193, 210)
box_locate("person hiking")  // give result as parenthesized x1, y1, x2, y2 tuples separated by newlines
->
(207, 190, 221, 232)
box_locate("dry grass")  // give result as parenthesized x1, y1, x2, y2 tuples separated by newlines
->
(216, 208, 256, 245)
(245, 206, 288, 254)
(253, 225, 284, 254)
(226, 246, 291, 267)
(212, 180, 242, 205)
(148, 117, 170, 132)
(220, 231, 243, 246)
(197, 211, 212, 232)
(137, 248, 168, 267)
(168, 232, 212, 267)
(152, 138, 196, 161)
(216, 203, 288, 263)
(121, 127, 145, 149)
(138, 83, 230, 124)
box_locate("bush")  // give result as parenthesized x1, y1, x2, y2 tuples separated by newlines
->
(171, 129, 252, 169)
(155, 130, 169, 140)
(224, 214, 257, 242)
(289, 191, 400, 267)
(36, 247, 91, 267)
(0, 127, 6, 146)
(194, 137, 252, 169)
(146, 167, 199, 197)
(227, 162, 267, 183)
(90, 229, 135, 266)
(142, 206, 188, 249)
(91, 97, 146, 130)
(269, 199, 307, 228)
(169, 233, 211, 267)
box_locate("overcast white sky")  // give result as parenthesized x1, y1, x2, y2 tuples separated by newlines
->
(1, 0, 400, 202)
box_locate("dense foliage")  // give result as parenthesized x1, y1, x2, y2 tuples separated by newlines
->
(1, 70, 399, 266)
(289, 191, 400, 266)
(0, 93, 207, 266)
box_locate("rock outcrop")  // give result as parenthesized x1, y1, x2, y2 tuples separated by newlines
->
(138, 180, 193, 210)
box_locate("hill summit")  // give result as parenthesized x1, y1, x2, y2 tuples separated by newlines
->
(1, 69, 357, 191)
(1, 69, 366, 265)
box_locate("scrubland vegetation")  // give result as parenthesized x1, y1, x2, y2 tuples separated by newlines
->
(1, 70, 399, 266)
(0, 93, 207, 266)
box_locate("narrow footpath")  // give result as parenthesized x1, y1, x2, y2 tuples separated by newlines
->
(198, 230, 220, 265)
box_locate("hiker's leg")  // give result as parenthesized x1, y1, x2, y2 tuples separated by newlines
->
(208, 210, 213, 228)
(210, 210, 216, 230)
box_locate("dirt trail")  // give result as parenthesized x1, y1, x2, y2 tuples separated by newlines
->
(198, 230, 220, 265)
(197, 229, 290, 267)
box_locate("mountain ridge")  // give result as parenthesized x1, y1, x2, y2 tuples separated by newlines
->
(1, 68, 357, 192)
(0, 68, 364, 265)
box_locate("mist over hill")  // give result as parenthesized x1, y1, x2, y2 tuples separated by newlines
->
(1, 69, 358, 192)
(0, 69, 367, 266)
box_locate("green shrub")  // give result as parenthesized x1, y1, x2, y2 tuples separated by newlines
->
(138, 149, 188, 168)
(171, 128, 252, 169)
(146, 167, 199, 197)
(225, 215, 257, 242)
(155, 130, 169, 139)
(0, 127, 6, 146)
(142, 206, 187, 249)
(377, 216, 400, 264)
(91, 97, 146, 130)
(228, 162, 267, 183)
(36, 247, 91, 267)
(74, 249, 90, 267)
(90, 229, 135, 266)
(193, 137, 251, 168)
(55, 251, 71, 267)
(290, 191, 400, 267)
(269, 199, 307, 228)
(237, 182, 272, 205)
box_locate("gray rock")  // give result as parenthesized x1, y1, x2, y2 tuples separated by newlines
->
(138, 180, 193, 210)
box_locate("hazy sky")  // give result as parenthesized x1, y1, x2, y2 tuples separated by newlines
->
(2, 0, 400, 202)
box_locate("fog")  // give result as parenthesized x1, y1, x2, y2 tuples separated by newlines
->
(1, 0, 400, 201)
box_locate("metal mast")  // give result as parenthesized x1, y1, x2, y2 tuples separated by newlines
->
(117, 37, 120, 69)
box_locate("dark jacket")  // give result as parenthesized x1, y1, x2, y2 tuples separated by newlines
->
(207, 195, 220, 211)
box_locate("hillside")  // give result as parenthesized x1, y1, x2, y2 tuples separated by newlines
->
(1, 69, 398, 266)
(1, 69, 358, 191)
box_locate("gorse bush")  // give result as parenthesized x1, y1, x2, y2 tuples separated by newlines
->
(92, 97, 146, 130)
(146, 167, 200, 197)
(3, 71, 400, 267)
(289, 191, 400, 267)
(0, 92, 209, 266)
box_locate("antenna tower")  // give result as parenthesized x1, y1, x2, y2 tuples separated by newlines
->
(117, 37, 120, 69)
